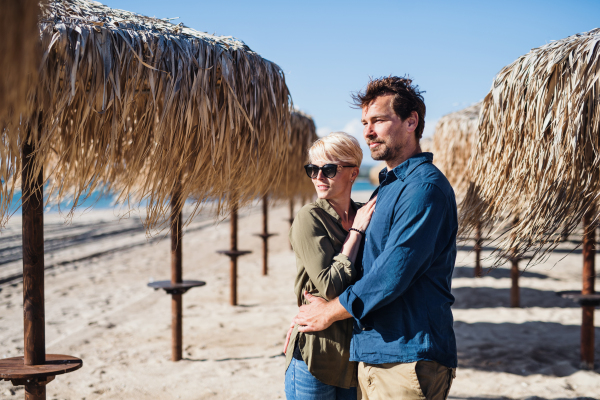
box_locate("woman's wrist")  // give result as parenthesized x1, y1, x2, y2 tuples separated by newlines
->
(349, 227, 364, 236)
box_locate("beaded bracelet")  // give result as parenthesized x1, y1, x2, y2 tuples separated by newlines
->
(349, 228, 364, 236)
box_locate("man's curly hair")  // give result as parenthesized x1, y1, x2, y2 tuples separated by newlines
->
(352, 76, 426, 139)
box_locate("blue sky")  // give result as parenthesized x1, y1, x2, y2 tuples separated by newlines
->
(104, 0, 599, 165)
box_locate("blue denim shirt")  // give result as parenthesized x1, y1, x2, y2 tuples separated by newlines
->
(339, 152, 458, 368)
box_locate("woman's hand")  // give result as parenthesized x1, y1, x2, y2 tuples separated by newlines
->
(352, 196, 377, 232)
(283, 320, 296, 354)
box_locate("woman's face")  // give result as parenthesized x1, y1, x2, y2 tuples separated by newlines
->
(310, 159, 359, 200)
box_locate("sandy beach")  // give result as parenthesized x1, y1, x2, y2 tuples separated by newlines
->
(0, 191, 599, 400)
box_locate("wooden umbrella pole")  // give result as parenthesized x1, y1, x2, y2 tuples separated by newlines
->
(474, 221, 482, 277)
(262, 196, 268, 276)
(170, 181, 183, 362)
(289, 199, 294, 249)
(22, 127, 46, 399)
(510, 217, 520, 308)
(230, 205, 238, 306)
(581, 207, 596, 370)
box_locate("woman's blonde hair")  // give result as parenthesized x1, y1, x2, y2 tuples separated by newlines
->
(308, 132, 363, 167)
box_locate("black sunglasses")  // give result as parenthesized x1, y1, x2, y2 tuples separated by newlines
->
(304, 163, 357, 179)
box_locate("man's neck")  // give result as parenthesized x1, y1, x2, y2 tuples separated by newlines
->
(385, 144, 422, 171)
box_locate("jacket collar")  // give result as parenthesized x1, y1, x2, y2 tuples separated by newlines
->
(379, 152, 434, 184)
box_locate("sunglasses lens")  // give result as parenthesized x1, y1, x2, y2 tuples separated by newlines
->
(322, 164, 338, 178)
(304, 165, 319, 178)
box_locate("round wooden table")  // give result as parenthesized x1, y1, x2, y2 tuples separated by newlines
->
(147, 280, 206, 295)
(0, 354, 82, 386)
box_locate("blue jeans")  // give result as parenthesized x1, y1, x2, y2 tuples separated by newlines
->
(285, 358, 357, 400)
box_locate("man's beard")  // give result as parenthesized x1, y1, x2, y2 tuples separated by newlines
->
(369, 141, 401, 161)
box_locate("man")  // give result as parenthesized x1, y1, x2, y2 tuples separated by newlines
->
(293, 76, 457, 400)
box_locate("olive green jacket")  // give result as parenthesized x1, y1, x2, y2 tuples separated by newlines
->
(285, 198, 362, 388)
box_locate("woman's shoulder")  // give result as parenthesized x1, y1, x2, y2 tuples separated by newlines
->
(295, 202, 327, 224)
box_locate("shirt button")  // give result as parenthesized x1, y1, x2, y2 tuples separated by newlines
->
(362, 328, 366, 331)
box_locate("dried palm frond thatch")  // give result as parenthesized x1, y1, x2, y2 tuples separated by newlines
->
(270, 110, 317, 202)
(459, 28, 600, 263)
(431, 103, 481, 194)
(0, 0, 291, 230)
(0, 0, 40, 125)
(0, 0, 41, 221)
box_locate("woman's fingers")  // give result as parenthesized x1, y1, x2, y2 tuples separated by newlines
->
(283, 323, 294, 353)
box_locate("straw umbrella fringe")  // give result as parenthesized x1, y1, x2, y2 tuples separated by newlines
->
(270, 110, 318, 203)
(0, 0, 40, 123)
(0, 0, 292, 231)
(0, 0, 41, 223)
(460, 28, 600, 263)
(432, 102, 481, 194)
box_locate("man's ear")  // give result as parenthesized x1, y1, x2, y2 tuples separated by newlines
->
(406, 111, 419, 133)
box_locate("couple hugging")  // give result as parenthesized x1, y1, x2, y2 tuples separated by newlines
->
(283, 76, 458, 400)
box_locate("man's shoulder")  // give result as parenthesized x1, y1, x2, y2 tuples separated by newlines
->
(408, 162, 455, 199)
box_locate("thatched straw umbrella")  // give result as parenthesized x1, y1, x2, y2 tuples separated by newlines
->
(432, 103, 481, 194)
(0, 0, 40, 117)
(432, 103, 488, 278)
(257, 110, 317, 264)
(0, 0, 41, 222)
(0, 0, 291, 394)
(460, 28, 600, 369)
(1, 0, 291, 230)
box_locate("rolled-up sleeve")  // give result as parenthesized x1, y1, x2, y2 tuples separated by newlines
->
(290, 208, 358, 300)
(339, 183, 448, 324)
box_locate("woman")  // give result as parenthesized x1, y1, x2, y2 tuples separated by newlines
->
(284, 132, 376, 400)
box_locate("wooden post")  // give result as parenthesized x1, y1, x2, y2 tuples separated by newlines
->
(289, 199, 294, 250)
(22, 128, 46, 400)
(230, 206, 238, 306)
(262, 196, 268, 276)
(510, 218, 520, 308)
(474, 221, 482, 277)
(170, 182, 183, 362)
(581, 207, 595, 370)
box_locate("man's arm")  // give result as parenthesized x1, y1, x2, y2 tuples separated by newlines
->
(295, 182, 451, 333)
(339, 182, 449, 323)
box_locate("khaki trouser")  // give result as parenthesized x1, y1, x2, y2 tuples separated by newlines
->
(357, 360, 456, 400)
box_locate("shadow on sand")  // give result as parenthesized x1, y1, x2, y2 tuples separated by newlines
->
(452, 287, 579, 309)
(449, 396, 597, 400)
(452, 265, 552, 280)
(455, 321, 600, 377)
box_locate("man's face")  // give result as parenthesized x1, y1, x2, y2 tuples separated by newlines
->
(361, 94, 418, 164)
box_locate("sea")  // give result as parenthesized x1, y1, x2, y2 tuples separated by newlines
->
(2, 178, 377, 215)
(352, 179, 377, 192)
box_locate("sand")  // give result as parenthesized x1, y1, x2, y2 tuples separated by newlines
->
(0, 192, 599, 400)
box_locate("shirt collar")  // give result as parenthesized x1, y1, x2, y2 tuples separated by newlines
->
(378, 152, 434, 184)
(316, 198, 359, 224)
